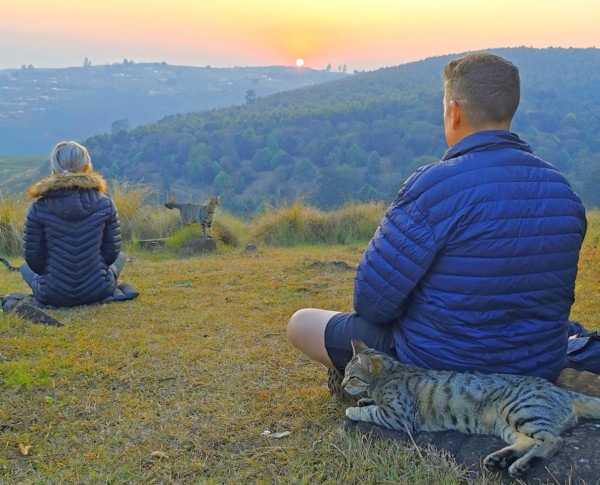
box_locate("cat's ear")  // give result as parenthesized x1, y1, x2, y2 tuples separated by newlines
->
(357, 353, 384, 374)
(356, 353, 374, 372)
(351, 338, 369, 355)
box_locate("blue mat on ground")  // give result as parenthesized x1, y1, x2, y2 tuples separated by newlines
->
(1, 283, 139, 312)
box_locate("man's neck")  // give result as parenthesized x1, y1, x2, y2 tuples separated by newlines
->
(456, 121, 511, 144)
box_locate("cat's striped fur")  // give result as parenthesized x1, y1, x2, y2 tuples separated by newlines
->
(0, 257, 19, 272)
(342, 338, 600, 478)
(165, 194, 219, 238)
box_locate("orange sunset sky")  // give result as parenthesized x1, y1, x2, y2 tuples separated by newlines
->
(1, 0, 598, 71)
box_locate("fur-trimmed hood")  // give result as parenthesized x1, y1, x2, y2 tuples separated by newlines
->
(27, 172, 107, 200)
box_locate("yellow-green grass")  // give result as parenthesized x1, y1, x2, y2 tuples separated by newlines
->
(2, 245, 461, 484)
(0, 193, 27, 256)
(1, 227, 599, 483)
(250, 200, 385, 247)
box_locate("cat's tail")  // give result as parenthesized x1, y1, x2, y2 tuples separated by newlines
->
(0, 257, 20, 272)
(572, 393, 600, 420)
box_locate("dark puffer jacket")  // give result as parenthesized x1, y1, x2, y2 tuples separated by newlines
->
(23, 172, 121, 307)
(354, 130, 587, 381)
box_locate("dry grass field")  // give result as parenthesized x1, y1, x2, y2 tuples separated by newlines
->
(1, 204, 598, 484)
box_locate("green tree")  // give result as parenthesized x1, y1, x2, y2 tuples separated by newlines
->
(365, 151, 382, 185)
(406, 121, 439, 156)
(251, 147, 274, 171)
(235, 128, 258, 159)
(324, 147, 343, 166)
(213, 171, 232, 193)
(108, 162, 122, 179)
(344, 143, 366, 166)
(292, 158, 316, 182)
(265, 134, 279, 152)
(367, 151, 382, 174)
(274, 149, 294, 167)
(314, 165, 360, 209)
(185, 143, 220, 183)
(185, 161, 204, 183)
(233, 161, 257, 192)
(188, 143, 211, 166)
(356, 184, 378, 202)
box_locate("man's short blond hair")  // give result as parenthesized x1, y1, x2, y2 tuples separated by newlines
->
(443, 53, 520, 126)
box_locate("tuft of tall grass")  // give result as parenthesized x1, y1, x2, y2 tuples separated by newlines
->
(332, 201, 386, 244)
(213, 211, 246, 247)
(109, 181, 179, 242)
(250, 200, 326, 246)
(250, 199, 386, 247)
(0, 193, 27, 256)
(158, 211, 243, 253)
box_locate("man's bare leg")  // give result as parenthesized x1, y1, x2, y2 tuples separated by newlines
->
(286, 308, 340, 369)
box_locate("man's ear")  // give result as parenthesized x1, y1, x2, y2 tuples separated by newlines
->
(449, 99, 462, 129)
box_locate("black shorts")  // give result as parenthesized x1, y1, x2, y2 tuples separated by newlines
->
(324, 311, 397, 373)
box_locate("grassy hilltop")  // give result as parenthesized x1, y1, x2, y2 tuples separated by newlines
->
(0, 191, 599, 483)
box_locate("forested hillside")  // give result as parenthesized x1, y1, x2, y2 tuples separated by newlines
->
(83, 47, 600, 213)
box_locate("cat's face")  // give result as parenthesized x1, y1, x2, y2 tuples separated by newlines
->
(341, 338, 385, 395)
(342, 354, 373, 395)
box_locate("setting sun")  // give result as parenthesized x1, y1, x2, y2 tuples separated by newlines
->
(0, 1, 597, 71)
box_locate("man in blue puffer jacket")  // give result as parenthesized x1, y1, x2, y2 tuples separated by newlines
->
(19, 141, 126, 307)
(287, 53, 588, 392)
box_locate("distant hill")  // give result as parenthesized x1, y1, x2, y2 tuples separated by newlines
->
(2, 48, 599, 212)
(0, 62, 347, 155)
(79, 47, 600, 212)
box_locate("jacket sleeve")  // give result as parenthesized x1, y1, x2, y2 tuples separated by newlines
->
(101, 198, 122, 266)
(353, 198, 436, 325)
(22, 203, 47, 274)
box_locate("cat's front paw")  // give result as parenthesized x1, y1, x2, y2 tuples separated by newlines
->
(507, 459, 532, 478)
(345, 406, 360, 421)
(483, 450, 515, 471)
(345, 404, 378, 423)
(356, 397, 374, 407)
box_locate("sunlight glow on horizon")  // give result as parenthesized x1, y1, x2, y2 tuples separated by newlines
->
(1, 0, 598, 71)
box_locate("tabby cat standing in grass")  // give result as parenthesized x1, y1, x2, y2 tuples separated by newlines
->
(165, 193, 219, 238)
(343, 339, 600, 478)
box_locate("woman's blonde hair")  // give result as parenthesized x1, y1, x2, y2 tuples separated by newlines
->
(50, 141, 93, 174)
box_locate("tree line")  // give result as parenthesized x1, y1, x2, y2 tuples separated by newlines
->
(84, 47, 600, 213)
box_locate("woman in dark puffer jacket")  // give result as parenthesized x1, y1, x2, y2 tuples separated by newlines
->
(20, 141, 125, 307)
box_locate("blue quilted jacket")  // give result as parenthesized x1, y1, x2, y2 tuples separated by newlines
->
(354, 130, 587, 381)
(23, 172, 122, 307)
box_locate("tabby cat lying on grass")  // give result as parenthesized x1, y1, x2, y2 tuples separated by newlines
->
(342, 339, 600, 478)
